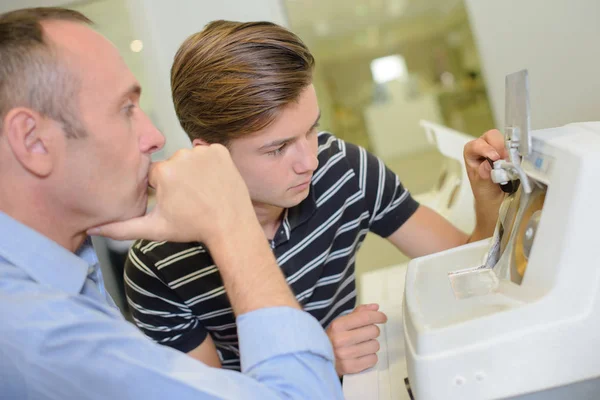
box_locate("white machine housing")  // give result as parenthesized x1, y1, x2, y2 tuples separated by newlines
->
(415, 120, 476, 233)
(403, 121, 600, 399)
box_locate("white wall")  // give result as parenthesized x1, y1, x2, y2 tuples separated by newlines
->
(364, 80, 440, 161)
(465, 0, 600, 130)
(125, 0, 288, 157)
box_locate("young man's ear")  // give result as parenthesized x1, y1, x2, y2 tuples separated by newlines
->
(192, 138, 210, 147)
(3, 108, 54, 177)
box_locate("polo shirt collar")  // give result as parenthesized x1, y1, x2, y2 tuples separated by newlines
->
(286, 184, 317, 231)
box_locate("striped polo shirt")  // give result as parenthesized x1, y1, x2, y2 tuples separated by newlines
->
(124, 132, 419, 370)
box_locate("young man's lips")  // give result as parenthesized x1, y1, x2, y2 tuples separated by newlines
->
(291, 180, 310, 189)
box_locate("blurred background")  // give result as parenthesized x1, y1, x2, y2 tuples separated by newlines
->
(3, 0, 599, 304)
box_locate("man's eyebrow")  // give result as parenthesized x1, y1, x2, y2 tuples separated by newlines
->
(118, 84, 142, 103)
(259, 136, 295, 150)
(310, 112, 321, 130)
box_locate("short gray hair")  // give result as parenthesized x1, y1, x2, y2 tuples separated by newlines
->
(0, 7, 93, 137)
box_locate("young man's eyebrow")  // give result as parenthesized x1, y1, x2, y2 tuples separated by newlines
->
(310, 112, 321, 131)
(259, 111, 321, 150)
(259, 137, 295, 150)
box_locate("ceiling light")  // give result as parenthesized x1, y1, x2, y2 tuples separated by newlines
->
(371, 55, 408, 84)
(130, 40, 143, 53)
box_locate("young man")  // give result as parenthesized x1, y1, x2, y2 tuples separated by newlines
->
(125, 20, 507, 375)
(0, 8, 343, 399)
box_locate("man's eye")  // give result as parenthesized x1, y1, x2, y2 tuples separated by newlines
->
(267, 144, 286, 156)
(125, 104, 136, 116)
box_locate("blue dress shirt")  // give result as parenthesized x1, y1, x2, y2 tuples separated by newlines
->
(0, 212, 343, 399)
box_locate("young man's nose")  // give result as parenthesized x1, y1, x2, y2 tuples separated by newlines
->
(293, 139, 318, 174)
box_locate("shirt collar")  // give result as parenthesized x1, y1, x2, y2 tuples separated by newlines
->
(0, 212, 97, 294)
(286, 184, 317, 231)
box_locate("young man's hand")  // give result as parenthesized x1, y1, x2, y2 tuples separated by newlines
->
(326, 304, 387, 376)
(464, 129, 509, 239)
(464, 129, 508, 204)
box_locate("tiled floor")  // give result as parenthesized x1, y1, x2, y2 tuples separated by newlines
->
(355, 148, 445, 282)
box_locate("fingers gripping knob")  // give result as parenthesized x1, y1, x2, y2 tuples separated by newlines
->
(486, 157, 520, 194)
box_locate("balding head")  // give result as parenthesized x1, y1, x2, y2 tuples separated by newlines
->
(0, 7, 92, 137)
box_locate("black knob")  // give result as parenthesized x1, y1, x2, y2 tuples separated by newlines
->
(486, 157, 520, 194)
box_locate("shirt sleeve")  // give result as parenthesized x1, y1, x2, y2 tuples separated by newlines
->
(0, 272, 343, 400)
(342, 138, 420, 237)
(124, 243, 209, 353)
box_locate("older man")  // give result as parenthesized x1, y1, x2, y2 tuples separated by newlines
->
(0, 7, 342, 399)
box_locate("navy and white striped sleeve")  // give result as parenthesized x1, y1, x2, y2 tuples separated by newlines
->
(124, 241, 209, 352)
(342, 139, 420, 237)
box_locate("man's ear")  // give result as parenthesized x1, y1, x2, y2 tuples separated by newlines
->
(3, 108, 55, 177)
(192, 138, 210, 147)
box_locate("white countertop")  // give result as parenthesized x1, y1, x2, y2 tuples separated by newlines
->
(343, 264, 412, 400)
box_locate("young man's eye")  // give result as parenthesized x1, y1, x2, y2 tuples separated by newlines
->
(267, 144, 286, 156)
